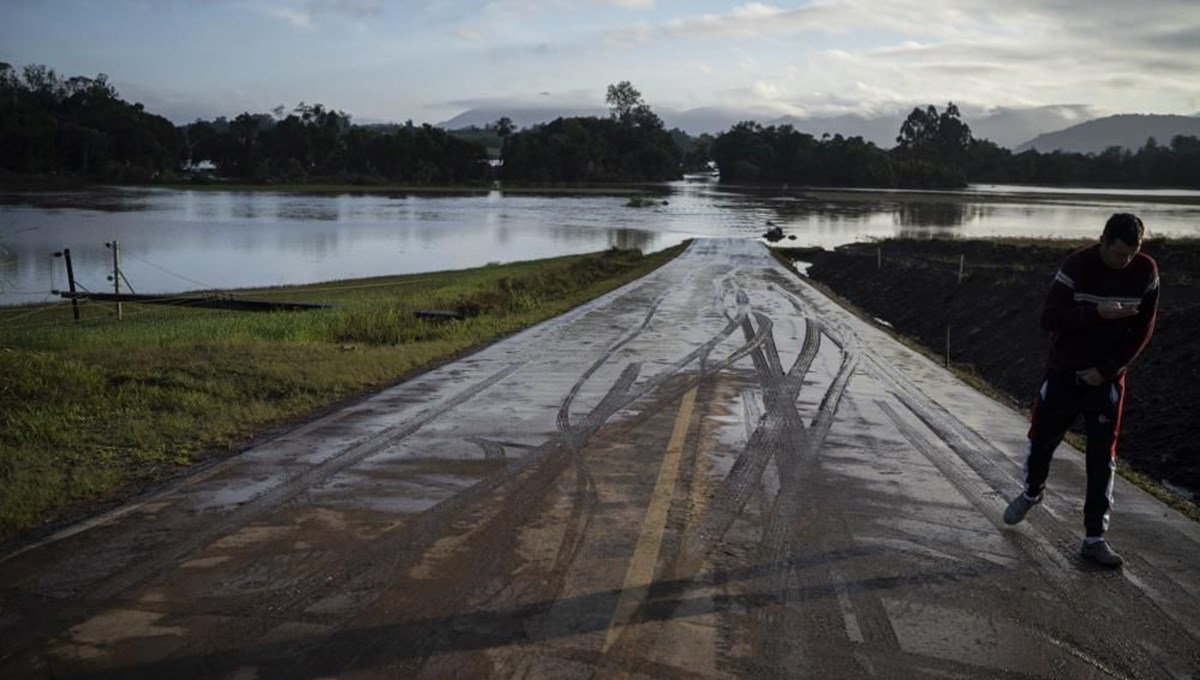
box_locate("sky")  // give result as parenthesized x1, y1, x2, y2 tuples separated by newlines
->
(1, 0, 1198, 126)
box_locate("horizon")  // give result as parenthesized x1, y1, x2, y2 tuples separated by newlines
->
(2, 0, 1197, 133)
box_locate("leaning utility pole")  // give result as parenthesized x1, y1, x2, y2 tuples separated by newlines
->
(53, 248, 80, 321)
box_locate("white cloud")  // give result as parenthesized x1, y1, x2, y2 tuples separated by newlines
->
(731, 3, 786, 19)
(604, 0, 654, 7)
(314, 0, 384, 14)
(456, 26, 484, 41)
(605, 21, 653, 47)
(266, 5, 314, 28)
(262, 0, 384, 29)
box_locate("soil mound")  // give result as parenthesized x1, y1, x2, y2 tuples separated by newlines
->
(783, 237, 1199, 499)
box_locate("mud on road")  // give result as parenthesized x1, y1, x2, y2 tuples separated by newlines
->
(2, 239, 1198, 679)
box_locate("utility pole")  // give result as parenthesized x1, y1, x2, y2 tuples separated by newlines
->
(106, 240, 122, 320)
(53, 249, 80, 321)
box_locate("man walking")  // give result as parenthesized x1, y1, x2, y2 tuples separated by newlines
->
(1003, 213, 1159, 568)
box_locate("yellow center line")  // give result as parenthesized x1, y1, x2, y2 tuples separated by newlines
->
(602, 386, 699, 654)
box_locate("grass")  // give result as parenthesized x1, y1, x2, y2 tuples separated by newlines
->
(0, 243, 688, 542)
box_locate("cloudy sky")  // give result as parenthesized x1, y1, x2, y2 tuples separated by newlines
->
(1, 0, 1197, 126)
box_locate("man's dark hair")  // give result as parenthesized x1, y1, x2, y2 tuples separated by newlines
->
(1103, 213, 1144, 246)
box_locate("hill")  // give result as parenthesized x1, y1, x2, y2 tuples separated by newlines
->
(439, 103, 1097, 149)
(1016, 114, 1200, 154)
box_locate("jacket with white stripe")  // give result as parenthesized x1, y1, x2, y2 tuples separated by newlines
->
(1040, 243, 1159, 380)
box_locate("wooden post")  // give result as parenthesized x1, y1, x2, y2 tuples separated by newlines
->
(107, 240, 122, 320)
(54, 249, 80, 321)
(945, 325, 951, 367)
(877, 246, 882, 269)
(958, 254, 965, 285)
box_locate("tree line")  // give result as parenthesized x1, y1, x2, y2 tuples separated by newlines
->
(712, 103, 1200, 189)
(2, 62, 1198, 189)
(499, 82, 683, 183)
(0, 63, 181, 182)
(181, 107, 488, 184)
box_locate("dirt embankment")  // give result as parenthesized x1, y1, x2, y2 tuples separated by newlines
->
(782, 238, 1200, 498)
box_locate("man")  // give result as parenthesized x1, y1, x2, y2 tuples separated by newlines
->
(1003, 212, 1159, 568)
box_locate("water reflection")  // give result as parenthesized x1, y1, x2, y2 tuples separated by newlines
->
(278, 202, 338, 221)
(895, 201, 969, 228)
(609, 228, 656, 251)
(2, 183, 1199, 306)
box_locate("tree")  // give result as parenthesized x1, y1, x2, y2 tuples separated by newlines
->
(893, 102, 973, 187)
(896, 105, 939, 151)
(605, 81, 660, 128)
(896, 102, 972, 160)
(606, 81, 642, 121)
(494, 116, 514, 139)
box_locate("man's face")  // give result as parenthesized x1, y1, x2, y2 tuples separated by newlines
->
(1100, 236, 1140, 270)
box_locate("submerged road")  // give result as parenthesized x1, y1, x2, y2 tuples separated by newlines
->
(2, 239, 1198, 679)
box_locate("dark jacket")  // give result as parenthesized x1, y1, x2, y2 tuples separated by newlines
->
(1040, 243, 1159, 379)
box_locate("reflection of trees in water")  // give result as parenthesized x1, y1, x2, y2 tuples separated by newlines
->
(608, 228, 655, 251)
(0, 190, 151, 213)
(764, 197, 890, 222)
(896, 225, 961, 239)
(0, 241, 15, 292)
(895, 201, 968, 228)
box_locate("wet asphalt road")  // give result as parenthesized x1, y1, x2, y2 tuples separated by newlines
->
(2, 239, 1199, 679)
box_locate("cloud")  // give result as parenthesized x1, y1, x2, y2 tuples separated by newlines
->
(455, 26, 484, 41)
(605, 21, 652, 46)
(313, 0, 383, 14)
(261, 0, 384, 29)
(266, 5, 314, 28)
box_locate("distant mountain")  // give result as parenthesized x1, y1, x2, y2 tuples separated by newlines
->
(437, 103, 1103, 149)
(769, 105, 1098, 149)
(1015, 114, 1200, 153)
(969, 105, 1097, 150)
(767, 113, 901, 147)
(438, 105, 607, 131)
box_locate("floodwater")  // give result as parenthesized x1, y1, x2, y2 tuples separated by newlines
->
(2, 180, 1198, 306)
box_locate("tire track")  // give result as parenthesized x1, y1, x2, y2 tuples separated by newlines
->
(161, 290, 773, 677)
(777, 277, 1198, 677)
(0, 360, 527, 666)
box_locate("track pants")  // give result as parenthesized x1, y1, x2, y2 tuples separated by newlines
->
(1022, 369, 1126, 538)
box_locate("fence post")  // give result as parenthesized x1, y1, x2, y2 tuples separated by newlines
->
(877, 246, 881, 270)
(106, 240, 122, 320)
(958, 254, 965, 285)
(945, 325, 951, 367)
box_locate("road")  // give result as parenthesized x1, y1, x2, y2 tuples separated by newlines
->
(2, 239, 1198, 679)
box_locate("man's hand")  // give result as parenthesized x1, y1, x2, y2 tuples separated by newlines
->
(1097, 300, 1139, 319)
(1077, 367, 1106, 386)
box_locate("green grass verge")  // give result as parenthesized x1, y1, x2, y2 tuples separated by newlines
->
(0, 243, 688, 541)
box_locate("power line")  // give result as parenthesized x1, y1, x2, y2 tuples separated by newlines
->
(121, 251, 218, 290)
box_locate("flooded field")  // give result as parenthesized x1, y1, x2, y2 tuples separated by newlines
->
(2, 181, 1199, 306)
